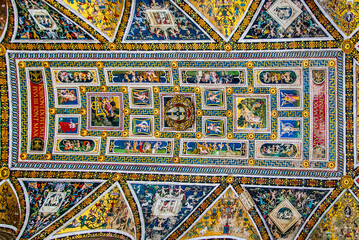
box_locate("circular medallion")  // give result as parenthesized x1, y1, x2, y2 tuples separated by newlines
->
(174, 132, 181, 140)
(302, 110, 310, 118)
(121, 86, 128, 94)
(247, 85, 254, 94)
(224, 44, 232, 52)
(226, 87, 233, 95)
(153, 108, 160, 115)
(302, 60, 310, 68)
(45, 153, 52, 160)
(153, 87, 160, 94)
(248, 133, 255, 140)
(227, 132, 234, 139)
(79, 86, 86, 93)
(42, 61, 50, 69)
(121, 130, 129, 137)
(341, 39, 355, 54)
(195, 132, 203, 139)
(173, 85, 180, 92)
(248, 158, 255, 166)
(154, 130, 161, 138)
(328, 161, 336, 169)
(18, 61, 26, 69)
(164, 95, 195, 131)
(80, 129, 88, 137)
(302, 160, 310, 168)
(0, 44, 6, 56)
(101, 131, 108, 138)
(269, 87, 277, 95)
(100, 85, 107, 92)
(328, 60, 336, 68)
(270, 133, 277, 140)
(109, 43, 117, 51)
(20, 152, 28, 160)
(0, 167, 10, 180)
(113, 173, 121, 181)
(194, 87, 201, 94)
(246, 61, 254, 69)
(171, 61, 178, 69)
(341, 175, 354, 189)
(226, 175, 234, 184)
(271, 110, 278, 118)
(196, 109, 203, 117)
(80, 108, 87, 115)
(172, 156, 180, 163)
(96, 61, 104, 68)
(49, 107, 57, 115)
(123, 107, 131, 115)
(98, 155, 105, 162)
(226, 110, 233, 118)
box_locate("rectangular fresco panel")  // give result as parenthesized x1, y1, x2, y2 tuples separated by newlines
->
(105, 68, 172, 85)
(310, 68, 328, 161)
(7, 54, 343, 177)
(26, 69, 48, 154)
(233, 94, 271, 133)
(179, 68, 247, 86)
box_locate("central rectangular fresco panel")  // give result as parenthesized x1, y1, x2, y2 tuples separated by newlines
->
(7, 51, 344, 177)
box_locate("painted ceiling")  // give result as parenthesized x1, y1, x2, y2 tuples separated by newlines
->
(0, 0, 359, 239)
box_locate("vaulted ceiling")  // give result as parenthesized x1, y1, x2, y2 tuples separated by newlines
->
(0, 0, 358, 239)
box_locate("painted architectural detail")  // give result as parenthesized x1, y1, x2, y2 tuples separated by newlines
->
(308, 190, 359, 239)
(243, 0, 330, 40)
(185, 0, 251, 40)
(124, 0, 212, 42)
(245, 186, 330, 240)
(55, 183, 136, 240)
(0, 181, 21, 231)
(180, 186, 260, 239)
(129, 182, 216, 240)
(318, 0, 359, 36)
(59, 0, 124, 40)
(19, 180, 102, 239)
(13, 0, 95, 41)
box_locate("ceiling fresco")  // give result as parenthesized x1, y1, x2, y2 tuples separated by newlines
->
(0, 0, 359, 239)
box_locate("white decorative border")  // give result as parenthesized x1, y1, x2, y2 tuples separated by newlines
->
(202, 116, 227, 138)
(253, 67, 303, 88)
(233, 94, 271, 133)
(50, 67, 100, 86)
(277, 117, 303, 140)
(179, 67, 247, 87)
(128, 86, 154, 109)
(254, 140, 302, 160)
(201, 86, 227, 110)
(129, 115, 154, 137)
(54, 114, 81, 136)
(54, 86, 81, 109)
(104, 67, 173, 86)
